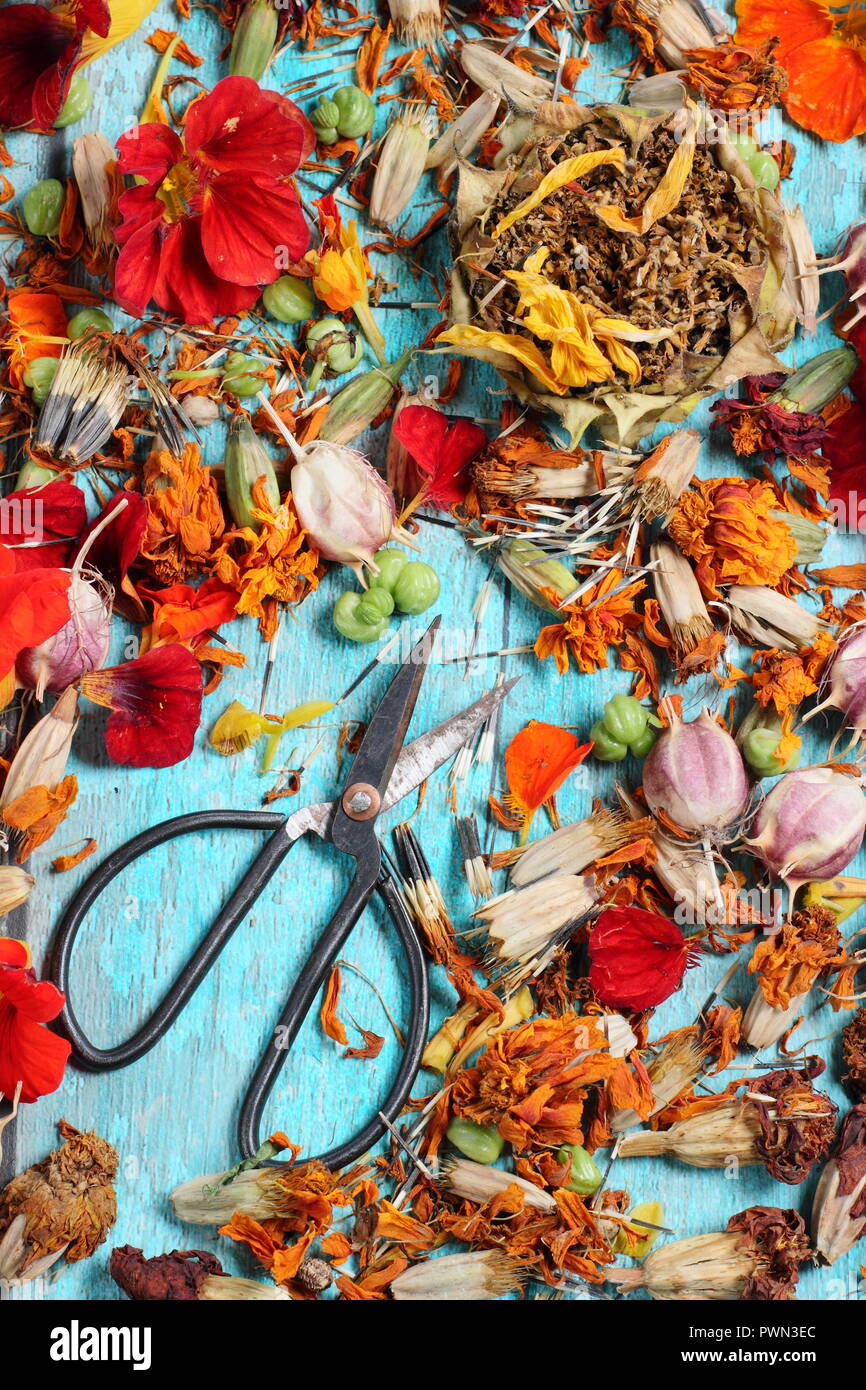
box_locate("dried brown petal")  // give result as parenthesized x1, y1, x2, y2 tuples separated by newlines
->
(110, 1245, 223, 1301)
(749, 1061, 837, 1185)
(726, 1205, 811, 1300)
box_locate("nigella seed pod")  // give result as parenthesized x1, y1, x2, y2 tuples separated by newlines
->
(642, 709, 748, 837)
(17, 571, 111, 699)
(745, 767, 866, 889)
(804, 625, 866, 738)
(223, 416, 281, 532)
(287, 437, 413, 581)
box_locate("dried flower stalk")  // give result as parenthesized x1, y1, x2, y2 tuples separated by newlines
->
(609, 1031, 707, 1133)
(499, 806, 638, 887)
(472, 873, 596, 974)
(721, 585, 827, 652)
(811, 1105, 866, 1265)
(386, 0, 442, 44)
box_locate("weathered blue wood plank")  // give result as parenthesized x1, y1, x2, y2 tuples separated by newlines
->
(2, 0, 864, 1304)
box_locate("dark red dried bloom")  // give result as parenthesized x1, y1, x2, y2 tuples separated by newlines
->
(110, 1246, 223, 1301)
(74, 491, 149, 615)
(79, 645, 203, 768)
(588, 906, 696, 1010)
(750, 1060, 837, 1185)
(711, 379, 828, 461)
(726, 1205, 811, 1300)
(832, 1104, 866, 1224)
(842, 1008, 866, 1099)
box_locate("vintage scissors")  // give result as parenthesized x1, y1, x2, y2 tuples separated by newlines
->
(50, 619, 515, 1167)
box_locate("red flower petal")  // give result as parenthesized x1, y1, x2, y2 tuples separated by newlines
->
(186, 76, 308, 177)
(589, 906, 693, 1010)
(0, 4, 81, 131)
(152, 218, 260, 324)
(0, 939, 70, 1104)
(201, 172, 309, 286)
(505, 721, 593, 816)
(113, 218, 167, 318)
(0, 480, 87, 571)
(81, 645, 204, 768)
(116, 121, 184, 187)
(0, 567, 71, 680)
(392, 405, 487, 507)
(75, 491, 148, 584)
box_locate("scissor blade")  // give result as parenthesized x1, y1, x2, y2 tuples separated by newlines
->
(337, 617, 440, 806)
(381, 674, 518, 814)
(285, 676, 518, 841)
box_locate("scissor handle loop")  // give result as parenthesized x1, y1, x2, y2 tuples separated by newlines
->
(51, 811, 290, 1071)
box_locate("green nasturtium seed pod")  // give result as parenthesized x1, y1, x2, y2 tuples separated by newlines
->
(55, 73, 92, 127)
(601, 693, 649, 746)
(22, 180, 65, 237)
(556, 1143, 603, 1196)
(67, 307, 113, 340)
(393, 562, 440, 615)
(356, 585, 395, 627)
(221, 351, 267, 398)
(332, 85, 375, 139)
(590, 720, 628, 763)
(371, 548, 408, 594)
(333, 591, 389, 643)
(262, 275, 315, 324)
(16, 456, 56, 489)
(628, 724, 657, 758)
(310, 99, 341, 145)
(24, 356, 59, 406)
(446, 1118, 504, 1165)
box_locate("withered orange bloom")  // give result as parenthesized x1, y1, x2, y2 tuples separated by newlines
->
(211, 479, 322, 641)
(534, 568, 645, 675)
(669, 477, 798, 598)
(140, 442, 225, 584)
(2, 775, 78, 863)
(503, 720, 592, 842)
(749, 905, 847, 1009)
(735, 0, 866, 141)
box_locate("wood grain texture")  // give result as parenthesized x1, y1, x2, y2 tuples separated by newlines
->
(2, 0, 864, 1303)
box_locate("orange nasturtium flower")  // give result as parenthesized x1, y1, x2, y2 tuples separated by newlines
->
(307, 194, 386, 364)
(669, 476, 798, 598)
(3, 290, 68, 390)
(735, 0, 866, 142)
(502, 720, 592, 842)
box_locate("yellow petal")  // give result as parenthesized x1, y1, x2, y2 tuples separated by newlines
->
(493, 146, 626, 238)
(80, 0, 162, 63)
(595, 110, 695, 236)
(437, 324, 569, 395)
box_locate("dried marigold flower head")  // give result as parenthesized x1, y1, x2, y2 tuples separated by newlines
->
(747, 905, 845, 1010)
(109, 1245, 289, 1300)
(0, 1123, 118, 1285)
(608, 1204, 810, 1300)
(669, 476, 799, 597)
(843, 1008, 866, 1100)
(140, 442, 225, 585)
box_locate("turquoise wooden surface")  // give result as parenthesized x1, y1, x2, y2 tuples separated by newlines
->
(2, 0, 865, 1303)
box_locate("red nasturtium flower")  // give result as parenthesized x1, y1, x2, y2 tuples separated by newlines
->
(80, 644, 203, 768)
(0, 481, 87, 572)
(0, 936, 71, 1104)
(0, 0, 108, 131)
(0, 553, 71, 688)
(503, 720, 592, 842)
(589, 906, 696, 1010)
(113, 76, 315, 324)
(391, 404, 487, 508)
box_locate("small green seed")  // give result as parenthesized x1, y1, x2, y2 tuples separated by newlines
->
(601, 693, 649, 746)
(371, 548, 408, 595)
(262, 274, 315, 324)
(67, 307, 113, 340)
(23, 180, 65, 237)
(221, 351, 267, 398)
(556, 1143, 602, 1195)
(356, 586, 395, 626)
(446, 1118, 504, 1164)
(747, 150, 780, 191)
(628, 724, 657, 758)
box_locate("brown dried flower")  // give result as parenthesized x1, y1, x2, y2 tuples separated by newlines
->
(842, 1008, 866, 1100)
(0, 1122, 118, 1285)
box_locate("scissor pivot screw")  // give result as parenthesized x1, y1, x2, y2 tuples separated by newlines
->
(342, 783, 381, 820)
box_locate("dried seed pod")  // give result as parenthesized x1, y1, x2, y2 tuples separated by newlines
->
(741, 986, 808, 1050)
(0, 686, 78, 810)
(843, 1008, 866, 1099)
(441, 1157, 556, 1212)
(617, 784, 722, 924)
(721, 584, 827, 652)
(618, 1099, 764, 1168)
(634, 429, 700, 518)
(506, 807, 638, 887)
(0, 1123, 118, 1285)
(471, 873, 596, 977)
(459, 43, 552, 112)
(650, 540, 716, 667)
(426, 90, 500, 176)
(370, 104, 436, 228)
(804, 625, 866, 739)
(0, 866, 35, 916)
(642, 708, 748, 837)
(607, 1205, 810, 1301)
(289, 437, 412, 580)
(745, 767, 866, 889)
(811, 1105, 866, 1266)
(390, 1249, 524, 1300)
(386, 0, 443, 44)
